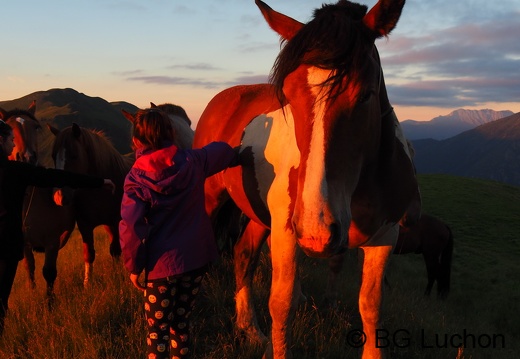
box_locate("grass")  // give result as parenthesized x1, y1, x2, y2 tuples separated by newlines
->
(0, 174, 519, 358)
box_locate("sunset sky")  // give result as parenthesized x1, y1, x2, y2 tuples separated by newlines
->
(2, 0, 519, 126)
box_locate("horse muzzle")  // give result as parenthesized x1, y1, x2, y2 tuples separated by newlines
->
(295, 222, 346, 258)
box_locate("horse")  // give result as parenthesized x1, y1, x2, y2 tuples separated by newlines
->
(50, 123, 134, 285)
(394, 213, 453, 298)
(325, 213, 454, 305)
(0, 102, 76, 298)
(150, 102, 194, 148)
(192, 1, 418, 358)
(0, 101, 41, 165)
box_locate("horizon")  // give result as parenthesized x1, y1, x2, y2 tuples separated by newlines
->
(1, 0, 519, 123)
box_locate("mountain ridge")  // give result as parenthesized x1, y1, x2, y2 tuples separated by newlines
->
(401, 108, 514, 140)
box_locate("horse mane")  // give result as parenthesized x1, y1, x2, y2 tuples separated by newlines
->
(54, 126, 133, 178)
(270, 0, 374, 104)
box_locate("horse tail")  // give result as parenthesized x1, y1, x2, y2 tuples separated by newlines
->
(437, 225, 453, 299)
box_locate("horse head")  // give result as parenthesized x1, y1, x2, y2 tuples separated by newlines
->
(50, 123, 93, 206)
(255, 0, 414, 256)
(0, 100, 41, 165)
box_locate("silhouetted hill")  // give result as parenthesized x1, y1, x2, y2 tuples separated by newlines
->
(0, 88, 137, 153)
(412, 112, 520, 186)
(401, 109, 513, 140)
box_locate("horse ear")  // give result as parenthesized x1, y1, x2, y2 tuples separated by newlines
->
(255, 0, 303, 41)
(363, 0, 405, 37)
(121, 109, 135, 124)
(150, 102, 157, 108)
(0, 107, 6, 120)
(47, 124, 60, 137)
(72, 123, 81, 138)
(28, 100, 36, 115)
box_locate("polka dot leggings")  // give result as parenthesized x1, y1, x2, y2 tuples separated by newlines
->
(144, 267, 205, 359)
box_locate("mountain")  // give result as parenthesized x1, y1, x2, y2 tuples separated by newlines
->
(0, 88, 137, 154)
(412, 112, 520, 186)
(401, 109, 514, 140)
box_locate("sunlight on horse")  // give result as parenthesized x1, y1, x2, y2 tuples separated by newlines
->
(193, 1, 418, 358)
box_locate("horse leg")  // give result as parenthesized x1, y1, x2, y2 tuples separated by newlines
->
(103, 224, 122, 258)
(264, 231, 300, 359)
(43, 246, 59, 308)
(422, 253, 437, 296)
(234, 220, 270, 345)
(77, 223, 95, 287)
(358, 225, 397, 359)
(22, 241, 36, 289)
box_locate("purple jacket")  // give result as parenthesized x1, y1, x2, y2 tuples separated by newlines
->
(119, 141, 237, 280)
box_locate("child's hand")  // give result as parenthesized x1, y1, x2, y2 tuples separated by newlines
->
(130, 273, 146, 291)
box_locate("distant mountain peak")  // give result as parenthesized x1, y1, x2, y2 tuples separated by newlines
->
(401, 108, 515, 140)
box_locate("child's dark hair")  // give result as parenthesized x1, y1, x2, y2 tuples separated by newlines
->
(0, 120, 12, 139)
(131, 109, 176, 151)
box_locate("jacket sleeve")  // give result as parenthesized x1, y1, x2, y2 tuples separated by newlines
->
(199, 142, 240, 177)
(119, 177, 149, 275)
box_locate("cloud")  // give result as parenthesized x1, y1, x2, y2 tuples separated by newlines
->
(127, 75, 224, 89)
(166, 63, 221, 71)
(380, 12, 520, 108)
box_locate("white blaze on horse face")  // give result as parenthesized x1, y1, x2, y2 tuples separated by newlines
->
(55, 148, 67, 170)
(297, 67, 335, 236)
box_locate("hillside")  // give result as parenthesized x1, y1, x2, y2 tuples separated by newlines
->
(0, 88, 137, 154)
(412, 112, 520, 186)
(401, 109, 513, 140)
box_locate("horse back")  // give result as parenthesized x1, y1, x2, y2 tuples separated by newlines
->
(194, 84, 282, 225)
(194, 84, 281, 148)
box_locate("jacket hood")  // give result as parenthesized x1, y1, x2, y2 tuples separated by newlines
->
(132, 143, 191, 195)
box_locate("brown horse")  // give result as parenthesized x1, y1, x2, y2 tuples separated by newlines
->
(193, 1, 418, 358)
(0, 102, 76, 298)
(395, 213, 453, 298)
(0, 101, 41, 165)
(325, 214, 453, 305)
(50, 123, 134, 285)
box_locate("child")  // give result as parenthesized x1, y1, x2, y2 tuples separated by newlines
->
(0, 119, 115, 335)
(119, 108, 238, 359)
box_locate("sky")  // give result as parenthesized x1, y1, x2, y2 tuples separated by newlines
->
(2, 0, 519, 126)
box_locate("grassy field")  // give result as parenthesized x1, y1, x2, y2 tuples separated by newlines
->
(0, 174, 518, 358)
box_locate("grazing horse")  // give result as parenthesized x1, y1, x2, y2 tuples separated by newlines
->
(326, 213, 453, 304)
(0, 103, 76, 297)
(193, 1, 418, 358)
(395, 213, 453, 298)
(50, 123, 134, 285)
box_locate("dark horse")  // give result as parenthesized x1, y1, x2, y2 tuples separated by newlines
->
(394, 213, 453, 298)
(0, 102, 76, 296)
(193, 1, 418, 358)
(326, 213, 454, 304)
(50, 123, 134, 285)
